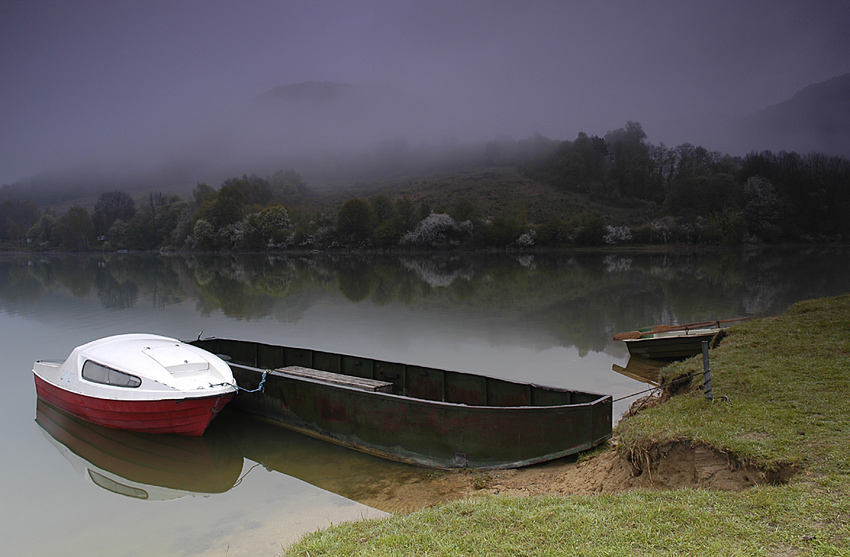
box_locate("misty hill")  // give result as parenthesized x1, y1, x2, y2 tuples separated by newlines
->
(247, 81, 434, 153)
(309, 166, 630, 227)
(735, 73, 850, 157)
(4, 75, 850, 212)
(0, 81, 479, 206)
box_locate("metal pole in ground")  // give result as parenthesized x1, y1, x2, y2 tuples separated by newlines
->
(702, 340, 713, 401)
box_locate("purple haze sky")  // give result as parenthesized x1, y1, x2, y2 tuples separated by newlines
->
(2, 0, 849, 186)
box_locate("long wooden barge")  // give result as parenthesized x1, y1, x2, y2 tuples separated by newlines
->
(190, 337, 612, 470)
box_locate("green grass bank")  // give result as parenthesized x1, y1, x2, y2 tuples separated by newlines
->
(285, 294, 850, 556)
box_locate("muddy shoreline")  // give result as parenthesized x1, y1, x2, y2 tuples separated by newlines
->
(357, 438, 799, 515)
(355, 392, 798, 515)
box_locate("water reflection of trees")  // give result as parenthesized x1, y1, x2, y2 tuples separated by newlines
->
(0, 254, 187, 311)
(95, 265, 139, 310)
(2, 247, 849, 352)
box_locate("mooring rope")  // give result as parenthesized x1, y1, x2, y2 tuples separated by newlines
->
(612, 371, 696, 403)
(612, 385, 660, 403)
(232, 370, 268, 393)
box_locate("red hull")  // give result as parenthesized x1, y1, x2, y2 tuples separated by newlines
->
(33, 374, 234, 436)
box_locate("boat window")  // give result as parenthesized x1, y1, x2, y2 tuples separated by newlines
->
(88, 470, 149, 499)
(82, 360, 142, 388)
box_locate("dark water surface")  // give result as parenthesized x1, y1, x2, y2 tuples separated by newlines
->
(2, 248, 848, 555)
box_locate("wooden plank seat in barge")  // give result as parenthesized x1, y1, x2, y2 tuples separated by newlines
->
(274, 365, 394, 393)
(190, 337, 612, 470)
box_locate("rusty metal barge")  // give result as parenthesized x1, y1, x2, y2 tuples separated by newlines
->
(190, 337, 612, 470)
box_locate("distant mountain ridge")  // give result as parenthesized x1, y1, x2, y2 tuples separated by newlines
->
(738, 72, 850, 156)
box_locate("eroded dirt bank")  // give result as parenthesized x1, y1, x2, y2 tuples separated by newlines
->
(354, 439, 799, 514)
(352, 389, 799, 515)
(472, 439, 798, 497)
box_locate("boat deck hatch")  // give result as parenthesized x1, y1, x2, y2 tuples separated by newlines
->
(143, 345, 209, 374)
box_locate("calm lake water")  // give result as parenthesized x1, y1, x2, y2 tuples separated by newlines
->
(2, 247, 849, 555)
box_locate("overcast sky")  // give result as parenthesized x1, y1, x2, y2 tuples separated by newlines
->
(2, 0, 848, 186)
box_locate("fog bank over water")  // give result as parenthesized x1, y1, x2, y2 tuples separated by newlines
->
(2, 1, 848, 189)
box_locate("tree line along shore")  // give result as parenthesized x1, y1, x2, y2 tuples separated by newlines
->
(2, 122, 849, 253)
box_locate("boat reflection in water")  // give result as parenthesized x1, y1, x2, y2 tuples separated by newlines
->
(37, 400, 452, 512)
(35, 399, 243, 501)
(612, 355, 663, 386)
(223, 411, 459, 514)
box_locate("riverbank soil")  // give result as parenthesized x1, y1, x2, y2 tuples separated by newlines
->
(359, 388, 801, 513)
(452, 435, 799, 500)
(358, 432, 794, 514)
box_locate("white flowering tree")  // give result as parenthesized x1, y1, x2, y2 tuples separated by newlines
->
(190, 218, 215, 250)
(516, 229, 536, 248)
(604, 225, 633, 245)
(219, 221, 246, 250)
(400, 213, 473, 248)
(253, 205, 292, 247)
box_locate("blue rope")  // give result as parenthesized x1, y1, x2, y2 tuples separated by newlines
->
(233, 370, 268, 393)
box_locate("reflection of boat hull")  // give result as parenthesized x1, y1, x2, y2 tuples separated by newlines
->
(223, 411, 426, 513)
(612, 355, 662, 385)
(34, 374, 234, 436)
(623, 329, 724, 360)
(36, 399, 242, 499)
(191, 337, 612, 470)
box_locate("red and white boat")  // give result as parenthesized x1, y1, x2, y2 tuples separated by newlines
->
(33, 334, 236, 436)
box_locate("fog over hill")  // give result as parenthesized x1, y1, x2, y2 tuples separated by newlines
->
(228, 81, 455, 172)
(3, 73, 850, 208)
(4, 1, 849, 203)
(0, 80, 550, 205)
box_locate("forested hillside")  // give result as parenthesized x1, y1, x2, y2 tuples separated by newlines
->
(1, 121, 848, 252)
